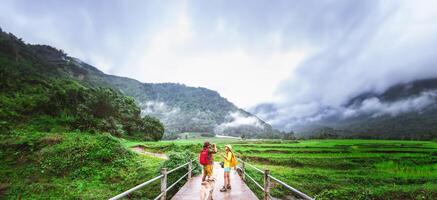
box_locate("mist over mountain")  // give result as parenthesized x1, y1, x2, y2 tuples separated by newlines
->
(252, 78, 437, 139)
(89, 72, 277, 138)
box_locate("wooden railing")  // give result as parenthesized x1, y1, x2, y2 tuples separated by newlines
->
(109, 160, 193, 200)
(237, 158, 314, 200)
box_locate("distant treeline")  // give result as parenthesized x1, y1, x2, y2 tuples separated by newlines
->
(302, 125, 437, 140)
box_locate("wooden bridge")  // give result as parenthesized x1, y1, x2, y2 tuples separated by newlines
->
(172, 162, 258, 200)
(109, 159, 314, 200)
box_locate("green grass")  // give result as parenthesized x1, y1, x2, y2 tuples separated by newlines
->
(238, 139, 437, 200)
(129, 138, 437, 200)
(0, 131, 165, 199)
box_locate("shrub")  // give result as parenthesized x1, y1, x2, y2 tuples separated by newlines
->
(161, 150, 201, 176)
(38, 133, 132, 176)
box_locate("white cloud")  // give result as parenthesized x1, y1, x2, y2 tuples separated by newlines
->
(114, 5, 312, 108)
(215, 111, 263, 133)
(140, 101, 180, 119)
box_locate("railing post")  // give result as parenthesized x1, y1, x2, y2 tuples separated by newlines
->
(160, 168, 167, 200)
(263, 169, 270, 200)
(188, 159, 192, 179)
(241, 161, 246, 181)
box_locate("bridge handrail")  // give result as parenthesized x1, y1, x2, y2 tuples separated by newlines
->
(242, 159, 264, 173)
(236, 158, 314, 200)
(109, 160, 193, 200)
(167, 162, 190, 174)
(244, 171, 264, 191)
(109, 174, 163, 200)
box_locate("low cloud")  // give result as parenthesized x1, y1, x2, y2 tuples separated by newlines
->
(257, 90, 437, 130)
(140, 101, 180, 118)
(344, 90, 437, 118)
(215, 111, 263, 133)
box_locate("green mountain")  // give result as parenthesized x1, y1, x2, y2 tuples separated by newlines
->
(0, 28, 278, 139)
(80, 70, 277, 137)
(68, 59, 278, 138)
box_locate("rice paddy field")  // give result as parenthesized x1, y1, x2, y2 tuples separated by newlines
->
(123, 138, 437, 200)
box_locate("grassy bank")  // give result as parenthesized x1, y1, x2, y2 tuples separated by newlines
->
(0, 131, 164, 199)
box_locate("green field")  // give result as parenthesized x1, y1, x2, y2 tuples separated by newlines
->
(3, 134, 436, 199)
(125, 138, 437, 200)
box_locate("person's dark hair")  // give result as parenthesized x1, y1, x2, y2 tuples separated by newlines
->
(203, 141, 210, 148)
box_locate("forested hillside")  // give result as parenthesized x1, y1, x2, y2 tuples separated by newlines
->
(0, 28, 164, 141)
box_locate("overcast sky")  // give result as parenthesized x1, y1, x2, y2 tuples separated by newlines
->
(1, 0, 437, 115)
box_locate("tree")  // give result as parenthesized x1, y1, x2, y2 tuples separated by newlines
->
(139, 115, 165, 141)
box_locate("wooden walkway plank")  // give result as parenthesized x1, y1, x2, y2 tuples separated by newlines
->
(171, 162, 258, 200)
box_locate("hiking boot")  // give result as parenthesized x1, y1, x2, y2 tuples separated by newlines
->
(220, 186, 227, 192)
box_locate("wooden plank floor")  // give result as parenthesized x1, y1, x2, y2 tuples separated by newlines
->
(171, 162, 258, 200)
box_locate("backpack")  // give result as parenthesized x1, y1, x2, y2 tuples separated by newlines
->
(199, 149, 209, 166)
(229, 152, 238, 167)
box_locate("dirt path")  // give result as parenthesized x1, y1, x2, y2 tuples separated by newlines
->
(130, 146, 168, 159)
